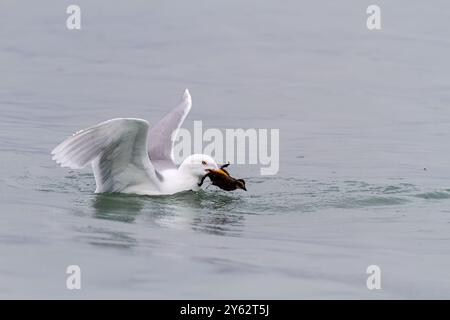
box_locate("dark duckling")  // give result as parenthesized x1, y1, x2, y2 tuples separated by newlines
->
(198, 163, 247, 191)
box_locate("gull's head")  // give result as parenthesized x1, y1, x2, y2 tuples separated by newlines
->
(179, 154, 219, 178)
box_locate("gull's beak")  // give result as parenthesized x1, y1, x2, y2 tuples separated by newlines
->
(207, 168, 229, 177)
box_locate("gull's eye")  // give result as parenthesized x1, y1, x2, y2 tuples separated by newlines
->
(202, 160, 207, 165)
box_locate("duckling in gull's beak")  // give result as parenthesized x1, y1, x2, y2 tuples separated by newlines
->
(198, 163, 247, 192)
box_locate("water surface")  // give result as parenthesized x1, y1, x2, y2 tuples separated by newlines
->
(1, 0, 450, 298)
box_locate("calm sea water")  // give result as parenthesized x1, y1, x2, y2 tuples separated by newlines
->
(1, 1, 450, 298)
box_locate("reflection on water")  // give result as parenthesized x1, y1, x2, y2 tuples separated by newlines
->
(87, 177, 450, 241)
(90, 190, 246, 237)
(92, 193, 145, 223)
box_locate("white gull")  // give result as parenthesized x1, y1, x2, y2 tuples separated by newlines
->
(51, 89, 219, 195)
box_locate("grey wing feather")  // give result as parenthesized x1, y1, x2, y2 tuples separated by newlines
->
(148, 89, 192, 170)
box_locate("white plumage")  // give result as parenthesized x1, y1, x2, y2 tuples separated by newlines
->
(51, 89, 219, 196)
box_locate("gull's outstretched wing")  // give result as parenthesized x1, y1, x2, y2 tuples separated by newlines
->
(51, 118, 159, 194)
(148, 89, 192, 170)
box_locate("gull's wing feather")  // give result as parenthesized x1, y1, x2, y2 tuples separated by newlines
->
(148, 89, 192, 170)
(51, 118, 159, 193)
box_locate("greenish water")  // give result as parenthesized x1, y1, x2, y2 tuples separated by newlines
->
(1, 0, 450, 298)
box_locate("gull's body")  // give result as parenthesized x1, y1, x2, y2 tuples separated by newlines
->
(51, 89, 219, 196)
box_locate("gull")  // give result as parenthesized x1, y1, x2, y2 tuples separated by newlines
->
(51, 89, 220, 195)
